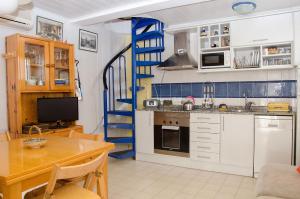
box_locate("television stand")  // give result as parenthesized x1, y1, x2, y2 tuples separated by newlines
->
(48, 121, 70, 129)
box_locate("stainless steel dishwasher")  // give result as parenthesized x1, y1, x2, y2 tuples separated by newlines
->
(254, 115, 294, 177)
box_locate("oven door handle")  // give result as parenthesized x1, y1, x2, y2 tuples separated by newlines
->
(162, 126, 180, 130)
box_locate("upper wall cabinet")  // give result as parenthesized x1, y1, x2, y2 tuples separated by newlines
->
(231, 13, 293, 47)
(6, 34, 75, 93)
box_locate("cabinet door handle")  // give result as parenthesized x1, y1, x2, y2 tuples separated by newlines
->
(268, 124, 278, 128)
(253, 38, 268, 42)
(222, 116, 225, 131)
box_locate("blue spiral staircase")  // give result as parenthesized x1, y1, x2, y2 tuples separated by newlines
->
(103, 18, 165, 159)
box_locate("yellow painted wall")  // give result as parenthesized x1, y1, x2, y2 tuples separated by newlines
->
(125, 36, 152, 110)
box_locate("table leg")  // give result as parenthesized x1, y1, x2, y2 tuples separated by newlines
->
(103, 158, 108, 199)
(2, 183, 22, 199)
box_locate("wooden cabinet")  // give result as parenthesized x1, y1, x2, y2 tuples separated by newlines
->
(135, 110, 154, 154)
(5, 34, 76, 136)
(231, 13, 293, 46)
(220, 114, 254, 169)
(49, 42, 75, 91)
(7, 34, 75, 93)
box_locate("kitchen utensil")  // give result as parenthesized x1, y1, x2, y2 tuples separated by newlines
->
(183, 101, 194, 111)
(163, 100, 172, 106)
(143, 99, 160, 109)
(37, 80, 44, 86)
(218, 104, 228, 112)
(24, 138, 47, 149)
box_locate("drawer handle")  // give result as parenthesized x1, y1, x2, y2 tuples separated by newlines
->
(197, 137, 211, 140)
(197, 155, 211, 159)
(268, 124, 278, 128)
(197, 117, 210, 120)
(197, 146, 211, 149)
(197, 127, 210, 130)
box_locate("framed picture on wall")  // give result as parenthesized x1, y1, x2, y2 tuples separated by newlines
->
(79, 29, 98, 53)
(36, 16, 63, 41)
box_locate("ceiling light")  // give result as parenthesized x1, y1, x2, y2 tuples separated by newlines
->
(0, 0, 18, 15)
(232, 0, 256, 15)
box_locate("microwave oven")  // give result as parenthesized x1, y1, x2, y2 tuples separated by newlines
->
(201, 51, 231, 69)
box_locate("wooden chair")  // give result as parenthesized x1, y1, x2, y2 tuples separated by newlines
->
(68, 130, 104, 142)
(35, 152, 107, 199)
(0, 131, 11, 141)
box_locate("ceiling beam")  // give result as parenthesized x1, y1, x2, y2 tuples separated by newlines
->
(71, 0, 215, 25)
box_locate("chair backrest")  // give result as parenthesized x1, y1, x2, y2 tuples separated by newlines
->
(68, 130, 104, 142)
(0, 131, 11, 141)
(45, 152, 107, 198)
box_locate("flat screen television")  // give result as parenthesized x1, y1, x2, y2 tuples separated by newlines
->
(37, 97, 78, 124)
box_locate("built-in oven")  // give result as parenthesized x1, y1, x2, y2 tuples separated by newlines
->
(154, 112, 189, 157)
(201, 50, 231, 69)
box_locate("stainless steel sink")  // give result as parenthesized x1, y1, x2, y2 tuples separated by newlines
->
(227, 108, 251, 113)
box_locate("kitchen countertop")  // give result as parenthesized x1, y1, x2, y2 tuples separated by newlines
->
(138, 107, 296, 116)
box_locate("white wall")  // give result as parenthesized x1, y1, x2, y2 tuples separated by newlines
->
(0, 7, 112, 133)
(294, 11, 300, 165)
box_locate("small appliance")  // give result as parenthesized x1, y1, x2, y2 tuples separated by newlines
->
(201, 51, 231, 69)
(143, 99, 160, 109)
(267, 102, 290, 112)
(154, 112, 190, 157)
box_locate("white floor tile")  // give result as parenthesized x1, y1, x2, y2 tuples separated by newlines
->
(108, 159, 256, 199)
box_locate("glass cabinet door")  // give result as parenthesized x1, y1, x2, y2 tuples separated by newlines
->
(20, 38, 50, 91)
(50, 42, 74, 91)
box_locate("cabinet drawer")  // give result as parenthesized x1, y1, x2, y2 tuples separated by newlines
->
(255, 118, 293, 130)
(191, 151, 220, 163)
(190, 132, 220, 143)
(191, 142, 220, 153)
(190, 123, 220, 133)
(190, 113, 220, 123)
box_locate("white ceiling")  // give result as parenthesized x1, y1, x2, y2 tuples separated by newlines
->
(33, 0, 149, 19)
(33, 0, 300, 26)
(148, 0, 300, 26)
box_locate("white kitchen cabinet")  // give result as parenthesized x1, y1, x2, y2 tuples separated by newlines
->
(220, 114, 254, 168)
(135, 110, 154, 154)
(231, 13, 293, 46)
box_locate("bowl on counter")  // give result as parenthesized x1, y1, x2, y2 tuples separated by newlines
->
(23, 138, 47, 149)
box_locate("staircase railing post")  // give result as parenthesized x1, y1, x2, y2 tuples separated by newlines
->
(131, 18, 138, 156)
(103, 90, 108, 141)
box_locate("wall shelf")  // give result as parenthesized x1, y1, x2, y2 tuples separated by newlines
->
(197, 65, 296, 73)
(262, 53, 291, 58)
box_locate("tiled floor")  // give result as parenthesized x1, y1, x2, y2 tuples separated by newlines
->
(108, 159, 257, 199)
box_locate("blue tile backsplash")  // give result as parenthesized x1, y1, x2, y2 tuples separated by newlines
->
(152, 80, 297, 98)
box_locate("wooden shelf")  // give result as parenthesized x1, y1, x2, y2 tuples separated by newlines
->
(55, 66, 70, 70)
(262, 53, 291, 58)
(197, 65, 296, 73)
(28, 64, 44, 68)
(201, 46, 230, 51)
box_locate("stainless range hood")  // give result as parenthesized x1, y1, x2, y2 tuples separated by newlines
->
(158, 32, 197, 71)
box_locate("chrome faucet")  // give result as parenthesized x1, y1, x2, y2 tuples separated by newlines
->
(244, 92, 254, 111)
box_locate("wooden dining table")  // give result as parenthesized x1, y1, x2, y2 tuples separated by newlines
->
(0, 136, 114, 199)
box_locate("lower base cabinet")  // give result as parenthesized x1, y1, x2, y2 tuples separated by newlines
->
(220, 114, 254, 168)
(136, 110, 154, 154)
